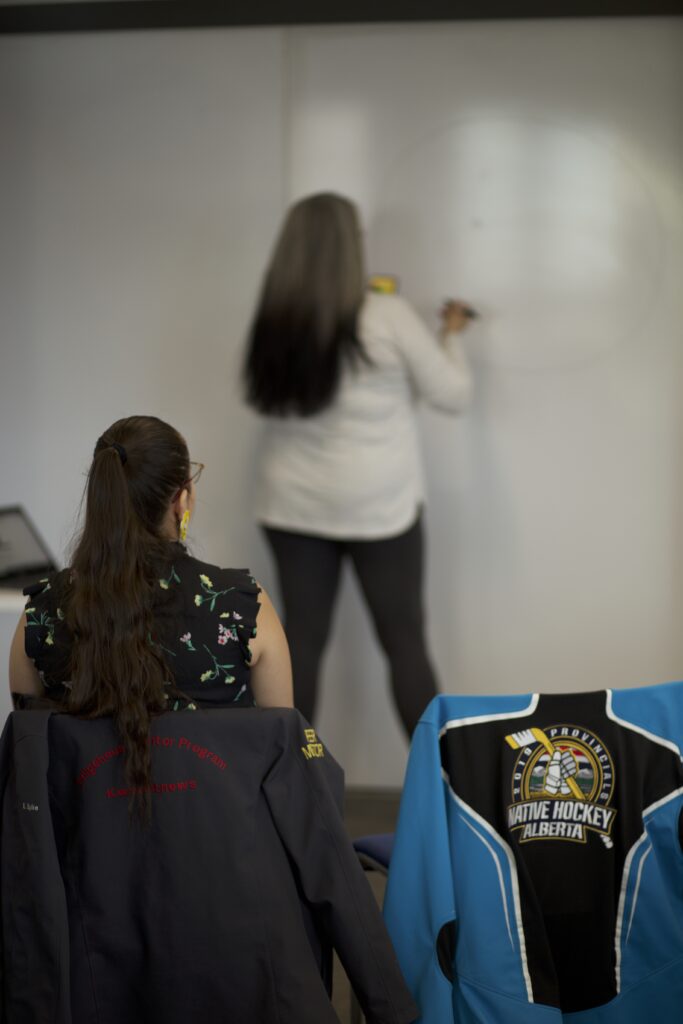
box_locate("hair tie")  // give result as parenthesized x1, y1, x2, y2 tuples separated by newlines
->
(111, 442, 128, 465)
(95, 439, 128, 465)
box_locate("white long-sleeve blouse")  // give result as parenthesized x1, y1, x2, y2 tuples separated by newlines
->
(254, 290, 472, 540)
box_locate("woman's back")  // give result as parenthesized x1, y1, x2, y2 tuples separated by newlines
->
(255, 291, 472, 539)
(10, 415, 292, 820)
(24, 547, 260, 709)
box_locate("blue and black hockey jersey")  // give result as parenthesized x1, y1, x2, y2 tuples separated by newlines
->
(384, 683, 683, 1022)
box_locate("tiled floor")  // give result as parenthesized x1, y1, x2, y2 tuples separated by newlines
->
(332, 787, 402, 1022)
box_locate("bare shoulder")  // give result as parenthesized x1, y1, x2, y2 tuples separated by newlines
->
(250, 584, 280, 662)
(249, 584, 293, 709)
(8, 614, 43, 698)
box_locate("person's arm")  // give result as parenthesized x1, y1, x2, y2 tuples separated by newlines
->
(8, 614, 43, 699)
(391, 295, 474, 413)
(248, 586, 294, 708)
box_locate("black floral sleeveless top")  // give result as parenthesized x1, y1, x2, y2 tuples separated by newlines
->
(22, 545, 259, 709)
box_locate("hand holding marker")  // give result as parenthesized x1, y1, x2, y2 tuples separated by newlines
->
(367, 276, 478, 335)
(441, 298, 479, 336)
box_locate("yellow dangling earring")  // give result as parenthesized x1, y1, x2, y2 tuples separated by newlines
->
(179, 510, 191, 543)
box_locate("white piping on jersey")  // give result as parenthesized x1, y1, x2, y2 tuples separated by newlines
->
(625, 844, 651, 945)
(615, 831, 648, 992)
(643, 785, 683, 818)
(605, 690, 682, 759)
(438, 693, 539, 741)
(442, 771, 534, 1003)
(614, 786, 683, 991)
(459, 814, 514, 947)
(607, 686, 683, 990)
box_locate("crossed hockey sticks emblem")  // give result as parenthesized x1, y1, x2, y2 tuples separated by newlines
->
(505, 727, 613, 848)
(506, 727, 585, 800)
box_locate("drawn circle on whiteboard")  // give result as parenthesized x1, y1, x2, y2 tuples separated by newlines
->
(369, 118, 663, 371)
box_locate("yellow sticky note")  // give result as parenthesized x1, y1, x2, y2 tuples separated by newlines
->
(368, 274, 399, 294)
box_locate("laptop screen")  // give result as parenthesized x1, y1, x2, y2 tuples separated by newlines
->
(0, 506, 57, 581)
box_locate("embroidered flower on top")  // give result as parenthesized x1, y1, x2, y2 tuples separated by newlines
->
(159, 566, 181, 590)
(199, 644, 235, 685)
(25, 607, 57, 648)
(193, 573, 236, 612)
(180, 632, 196, 652)
(171, 699, 197, 712)
(218, 623, 238, 646)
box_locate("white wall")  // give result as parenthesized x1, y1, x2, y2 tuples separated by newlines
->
(1, 19, 682, 784)
(0, 26, 285, 720)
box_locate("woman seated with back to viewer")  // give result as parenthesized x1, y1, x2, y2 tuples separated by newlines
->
(5, 416, 420, 1024)
(8, 415, 293, 794)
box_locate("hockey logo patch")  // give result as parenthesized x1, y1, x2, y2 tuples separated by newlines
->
(505, 724, 616, 846)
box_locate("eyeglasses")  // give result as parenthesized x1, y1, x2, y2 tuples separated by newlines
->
(173, 461, 204, 501)
(188, 461, 204, 487)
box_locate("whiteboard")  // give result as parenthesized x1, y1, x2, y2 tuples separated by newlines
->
(1, 19, 681, 784)
(288, 18, 683, 783)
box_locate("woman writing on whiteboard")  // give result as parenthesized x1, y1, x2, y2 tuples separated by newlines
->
(244, 193, 474, 736)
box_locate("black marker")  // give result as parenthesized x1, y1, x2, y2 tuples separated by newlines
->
(444, 301, 480, 320)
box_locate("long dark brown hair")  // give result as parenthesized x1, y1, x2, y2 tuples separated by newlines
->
(65, 416, 190, 820)
(244, 192, 368, 417)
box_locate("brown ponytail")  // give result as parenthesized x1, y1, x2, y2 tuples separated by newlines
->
(65, 416, 190, 821)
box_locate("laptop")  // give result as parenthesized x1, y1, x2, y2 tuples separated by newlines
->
(0, 506, 58, 592)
